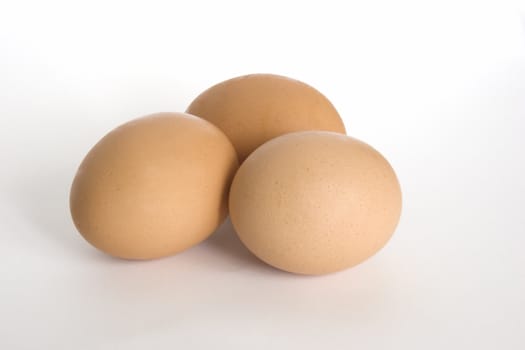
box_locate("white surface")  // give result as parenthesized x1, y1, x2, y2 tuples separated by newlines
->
(1, 1, 525, 349)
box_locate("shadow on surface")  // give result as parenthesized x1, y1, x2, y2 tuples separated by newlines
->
(202, 218, 280, 273)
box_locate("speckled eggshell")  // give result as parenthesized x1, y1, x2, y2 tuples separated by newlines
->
(186, 74, 346, 162)
(229, 131, 402, 275)
(70, 112, 239, 260)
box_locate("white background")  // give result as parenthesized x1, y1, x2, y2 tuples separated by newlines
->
(1, 0, 524, 349)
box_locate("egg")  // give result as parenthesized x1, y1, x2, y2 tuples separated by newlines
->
(186, 74, 346, 161)
(70, 112, 239, 259)
(229, 131, 402, 275)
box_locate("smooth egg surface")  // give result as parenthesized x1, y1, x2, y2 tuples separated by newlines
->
(229, 131, 401, 275)
(187, 74, 346, 162)
(70, 112, 239, 259)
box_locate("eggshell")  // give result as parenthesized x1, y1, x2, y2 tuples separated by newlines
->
(229, 131, 402, 275)
(186, 74, 346, 161)
(70, 112, 239, 259)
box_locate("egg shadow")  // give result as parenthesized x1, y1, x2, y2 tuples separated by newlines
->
(201, 217, 283, 274)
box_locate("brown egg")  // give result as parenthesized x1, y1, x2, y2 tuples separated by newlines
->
(229, 131, 402, 275)
(186, 74, 346, 161)
(70, 112, 239, 260)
